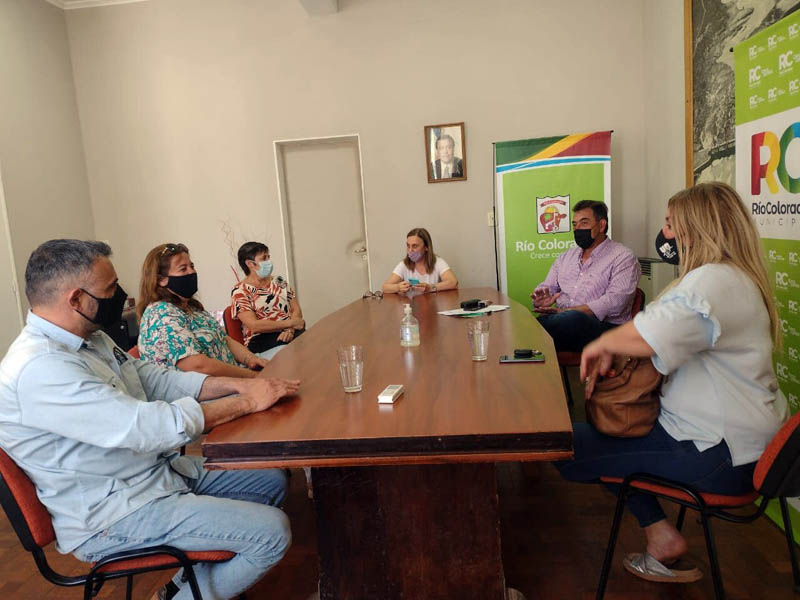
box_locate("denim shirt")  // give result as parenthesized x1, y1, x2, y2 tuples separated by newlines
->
(0, 312, 207, 553)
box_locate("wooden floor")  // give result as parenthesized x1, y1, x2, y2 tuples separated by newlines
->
(2, 375, 798, 599)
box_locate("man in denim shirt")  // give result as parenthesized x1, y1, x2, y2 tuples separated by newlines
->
(0, 240, 300, 600)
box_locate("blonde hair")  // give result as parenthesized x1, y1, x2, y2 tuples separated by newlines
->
(136, 243, 203, 321)
(666, 182, 779, 343)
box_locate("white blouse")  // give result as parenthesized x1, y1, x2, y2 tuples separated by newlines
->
(392, 256, 452, 285)
(633, 263, 788, 466)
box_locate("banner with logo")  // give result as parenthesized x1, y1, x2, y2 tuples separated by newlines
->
(494, 132, 612, 309)
(735, 11, 800, 533)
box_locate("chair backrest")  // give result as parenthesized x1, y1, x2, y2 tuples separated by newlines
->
(754, 411, 800, 498)
(0, 448, 56, 551)
(631, 287, 645, 317)
(128, 345, 140, 359)
(223, 306, 245, 345)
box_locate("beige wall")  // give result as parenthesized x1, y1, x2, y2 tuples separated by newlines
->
(65, 0, 685, 312)
(0, 0, 95, 310)
(643, 0, 687, 251)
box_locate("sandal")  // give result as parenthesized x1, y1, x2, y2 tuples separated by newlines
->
(623, 552, 702, 583)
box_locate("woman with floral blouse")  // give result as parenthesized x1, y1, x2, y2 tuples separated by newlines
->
(136, 243, 268, 378)
(231, 242, 305, 358)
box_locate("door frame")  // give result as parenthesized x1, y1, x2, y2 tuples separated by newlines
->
(273, 133, 372, 292)
(0, 160, 24, 332)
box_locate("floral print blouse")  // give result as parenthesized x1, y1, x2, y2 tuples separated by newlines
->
(139, 301, 237, 369)
(230, 276, 295, 347)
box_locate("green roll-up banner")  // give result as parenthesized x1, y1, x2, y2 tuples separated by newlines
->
(734, 10, 800, 534)
(494, 132, 612, 309)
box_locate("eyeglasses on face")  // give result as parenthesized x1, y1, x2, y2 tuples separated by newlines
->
(160, 243, 189, 257)
(362, 290, 384, 299)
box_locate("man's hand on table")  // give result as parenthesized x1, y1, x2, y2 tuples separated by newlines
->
(199, 376, 301, 432)
(239, 377, 300, 413)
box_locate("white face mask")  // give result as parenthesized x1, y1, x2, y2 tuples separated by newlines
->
(256, 260, 273, 278)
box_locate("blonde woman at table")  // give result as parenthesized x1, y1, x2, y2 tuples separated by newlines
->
(555, 182, 788, 585)
(382, 227, 458, 294)
(137, 243, 268, 378)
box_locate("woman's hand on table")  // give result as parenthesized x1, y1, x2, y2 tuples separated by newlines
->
(396, 281, 411, 293)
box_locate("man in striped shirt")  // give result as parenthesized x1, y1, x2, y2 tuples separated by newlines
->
(531, 200, 641, 352)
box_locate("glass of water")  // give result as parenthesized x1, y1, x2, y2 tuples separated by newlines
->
(337, 345, 364, 392)
(466, 320, 490, 361)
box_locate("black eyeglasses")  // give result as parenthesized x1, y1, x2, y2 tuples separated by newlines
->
(362, 290, 384, 299)
(160, 243, 188, 257)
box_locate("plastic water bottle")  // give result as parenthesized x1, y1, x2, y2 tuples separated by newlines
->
(400, 304, 420, 347)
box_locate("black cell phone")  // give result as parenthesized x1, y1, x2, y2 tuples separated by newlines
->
(499, 352, 545, 364)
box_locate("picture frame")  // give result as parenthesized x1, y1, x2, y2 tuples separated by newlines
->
(424, 122, 467, 183)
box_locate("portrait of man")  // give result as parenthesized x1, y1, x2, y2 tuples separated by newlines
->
(425, 122, 467, 183)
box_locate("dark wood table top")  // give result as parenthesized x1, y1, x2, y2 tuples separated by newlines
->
(203, 287, 573, 468)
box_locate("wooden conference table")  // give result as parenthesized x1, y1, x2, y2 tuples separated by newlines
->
(203, 287, 573, 599)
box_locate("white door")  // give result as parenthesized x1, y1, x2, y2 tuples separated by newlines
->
(0, 163, 24, 355)
(276, 135, 370, 326)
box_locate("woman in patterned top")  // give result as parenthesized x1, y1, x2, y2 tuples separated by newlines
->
(136, 243, 268, 377)
(231, 242, 305, 357)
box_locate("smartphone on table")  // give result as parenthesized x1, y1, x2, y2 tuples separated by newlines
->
(499, 349, 545, 363)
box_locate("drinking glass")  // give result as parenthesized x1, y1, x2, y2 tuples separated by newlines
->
(466, 320, 490, 361)
(337, 345, 364, 392)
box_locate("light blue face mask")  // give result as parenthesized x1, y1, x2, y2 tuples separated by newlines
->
(256, 260, 273, 278)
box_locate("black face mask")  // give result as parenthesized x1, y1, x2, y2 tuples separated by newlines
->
(77, 285, 128, 327)
(573, 228, 595, 250)
(165, 272, 198, 299)
(655, 230, 680, 265)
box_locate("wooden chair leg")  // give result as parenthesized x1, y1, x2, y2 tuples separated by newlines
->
(779, 496, 800, 592)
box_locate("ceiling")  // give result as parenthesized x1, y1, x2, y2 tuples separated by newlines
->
(45, 0, 149, 8)
(45, 0, 339, 14)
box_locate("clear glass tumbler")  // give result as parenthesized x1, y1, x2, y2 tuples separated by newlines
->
(337, 345, 364, 392)
(466, 320, 490, 361)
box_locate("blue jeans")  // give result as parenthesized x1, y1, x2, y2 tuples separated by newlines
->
(555, 422, 756, 527)
(74, 460, 290, 600)
(537, 310, 617, 352)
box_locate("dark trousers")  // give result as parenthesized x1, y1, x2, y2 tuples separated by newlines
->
(247, 328, 304, 354)
(537, 310, 618, 352)
(554, 422, 756, 527)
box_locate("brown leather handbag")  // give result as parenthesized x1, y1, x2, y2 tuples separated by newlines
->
(586, 355, 662, 437)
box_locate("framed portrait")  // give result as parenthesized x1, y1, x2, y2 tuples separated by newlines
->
(424, 122, 467, 183)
